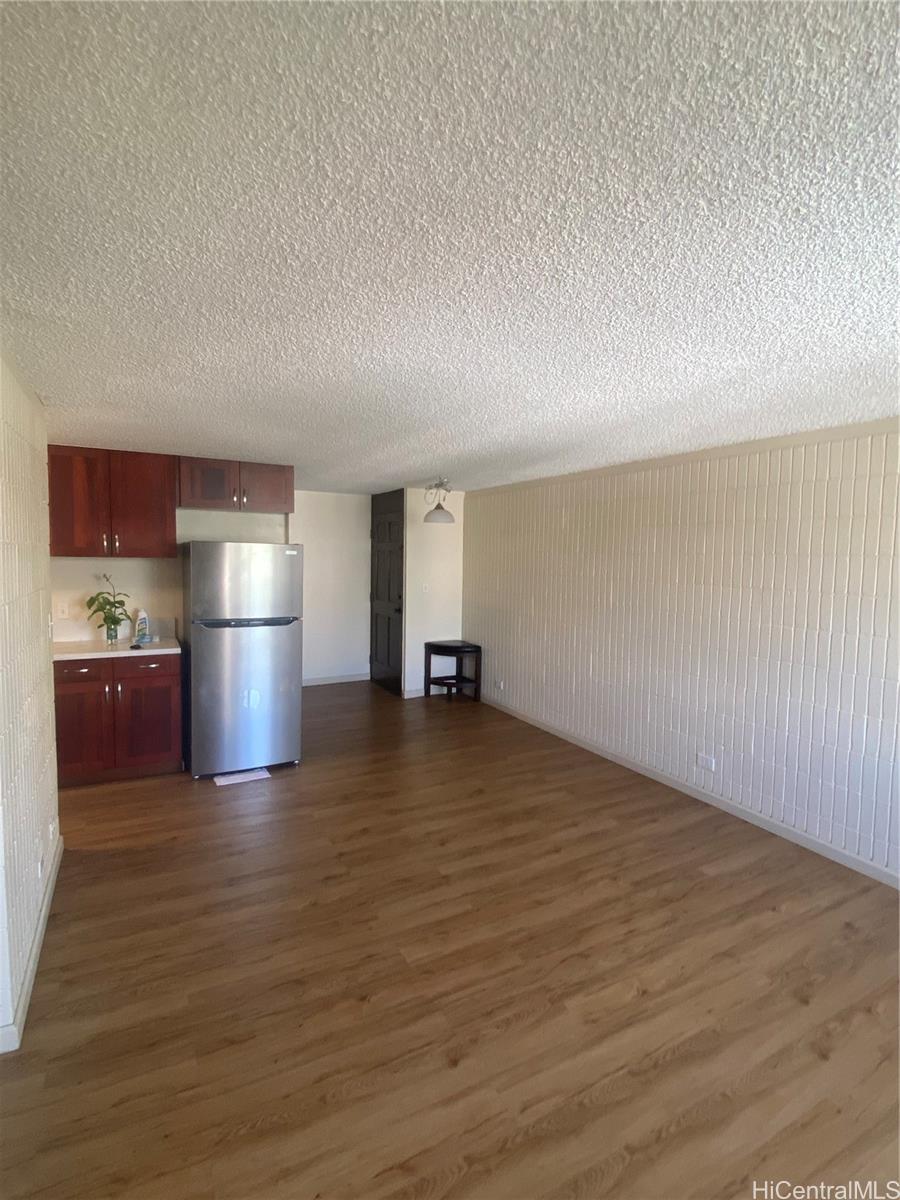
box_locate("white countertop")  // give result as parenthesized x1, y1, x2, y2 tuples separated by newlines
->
(52, 638, 182, 662)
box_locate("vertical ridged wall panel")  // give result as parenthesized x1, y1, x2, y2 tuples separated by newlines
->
(0, 360, 58, 1026)
(463, 425, 899, 877)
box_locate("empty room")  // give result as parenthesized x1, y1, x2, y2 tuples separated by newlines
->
(0, 2, 897, 1198)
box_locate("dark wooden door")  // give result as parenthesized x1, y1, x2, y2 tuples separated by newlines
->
(239, 462, 295, 513)
(109, 451, 178, 557)
(179, 457, 240, 510)
(113, 672, 182, 771)
(48, 445, 111, 557)
(53, 661, 115, 784)
(370, 490, 404, 695)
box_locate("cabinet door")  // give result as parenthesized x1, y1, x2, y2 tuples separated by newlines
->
(113, 674, 182, 771)
(54, 671, 115, 785)
(179, 457, 240, 510)
(239, 462, 294, 513)
(48, 445, 111, 557)
(109, 451, 177, 557)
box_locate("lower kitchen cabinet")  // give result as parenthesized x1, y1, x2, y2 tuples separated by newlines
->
(54, 655, 182, 786)
(112, 658, 182, 772)
(53, 660, 116, 784)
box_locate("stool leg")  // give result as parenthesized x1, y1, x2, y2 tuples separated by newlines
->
(474, 650, 481, 701)
(425, 648, 431, 697)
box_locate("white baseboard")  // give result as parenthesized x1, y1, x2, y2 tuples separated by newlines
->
(484, 698, 899, 890)
(303, 673, 370, 687)
(0, 834, 64, 1053)
(403, 688, 425, 699)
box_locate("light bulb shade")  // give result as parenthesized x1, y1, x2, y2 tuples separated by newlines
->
(424, 501, 455, 524)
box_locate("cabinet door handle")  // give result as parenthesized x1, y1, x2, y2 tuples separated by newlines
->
(102, 531, 108, 554)
(116, 682, 123, 700)
(76, 667, 89, 674)
(138, 662, 160, 669)
(113, 533, 120, 554)
(232, 489, 238, 507)
(242, 489, 248, 508)
(105, 683, 111, 702)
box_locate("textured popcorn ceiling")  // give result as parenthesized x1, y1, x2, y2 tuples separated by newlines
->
(0, 2, 896, 493)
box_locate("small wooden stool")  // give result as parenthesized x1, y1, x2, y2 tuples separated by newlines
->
(424, 640, 482, 701)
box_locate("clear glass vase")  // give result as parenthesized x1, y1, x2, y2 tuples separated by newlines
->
(105, 625, 118, 644)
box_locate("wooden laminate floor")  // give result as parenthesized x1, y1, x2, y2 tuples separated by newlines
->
(1, 683, 897, 1200)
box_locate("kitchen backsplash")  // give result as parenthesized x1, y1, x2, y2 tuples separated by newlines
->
(51, 557, 183, 641)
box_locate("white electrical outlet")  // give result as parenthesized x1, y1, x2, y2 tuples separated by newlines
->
(697, 752, 716, 772)
(37, 854, 44, 881)
(495, 679, 505, 691)
(55, 599, 69, 619)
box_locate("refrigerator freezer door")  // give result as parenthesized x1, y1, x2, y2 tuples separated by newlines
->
(189, 619, 302, 775)
(188, 542, 302, 621)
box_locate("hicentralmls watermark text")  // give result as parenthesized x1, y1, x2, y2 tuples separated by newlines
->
(752, 1183, 900, 1200)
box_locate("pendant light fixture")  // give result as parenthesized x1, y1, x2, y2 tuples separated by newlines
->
(424, 478, 454, 524)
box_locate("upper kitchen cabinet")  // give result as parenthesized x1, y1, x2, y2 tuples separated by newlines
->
(179, 457, 241, 511)
(238, 461, 294, 513)
(48, 445, 178, 558)
(109, 451, 178, 557)
(48, 445, 111, 557)
(178, 457, 294, 514)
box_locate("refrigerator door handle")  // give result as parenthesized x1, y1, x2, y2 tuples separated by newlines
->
(193, 616, 299, 629)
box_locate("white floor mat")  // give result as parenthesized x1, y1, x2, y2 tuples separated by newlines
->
(213, 768, 271, 786)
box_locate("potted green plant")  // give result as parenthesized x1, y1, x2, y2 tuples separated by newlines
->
(86, 574, 130, 643)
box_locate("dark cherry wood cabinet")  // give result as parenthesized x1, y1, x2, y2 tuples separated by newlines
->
(54, 654, 182, 786)
(53, 660, 115, 784)
(111, 654, 182, 772)
(178, 457, 241, 511)
(48, 445, 178, 558)
(114, 676, 182, 772)
(109, 451, 177, 557)
(238, 461, 294, 513)
(179, 457, 294, 514)
(48, 446, 112, 557)
(49, 446, 292, 556)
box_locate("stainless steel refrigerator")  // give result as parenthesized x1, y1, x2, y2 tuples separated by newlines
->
(183, 541, 303, 777)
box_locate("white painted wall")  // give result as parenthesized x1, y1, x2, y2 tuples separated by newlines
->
(403, 489, 465, 697)
(176, 508, 288, 546)
(289, 490, 370, 684)
(0, 355, 61, 1051)
(463, 420, 899, 885)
